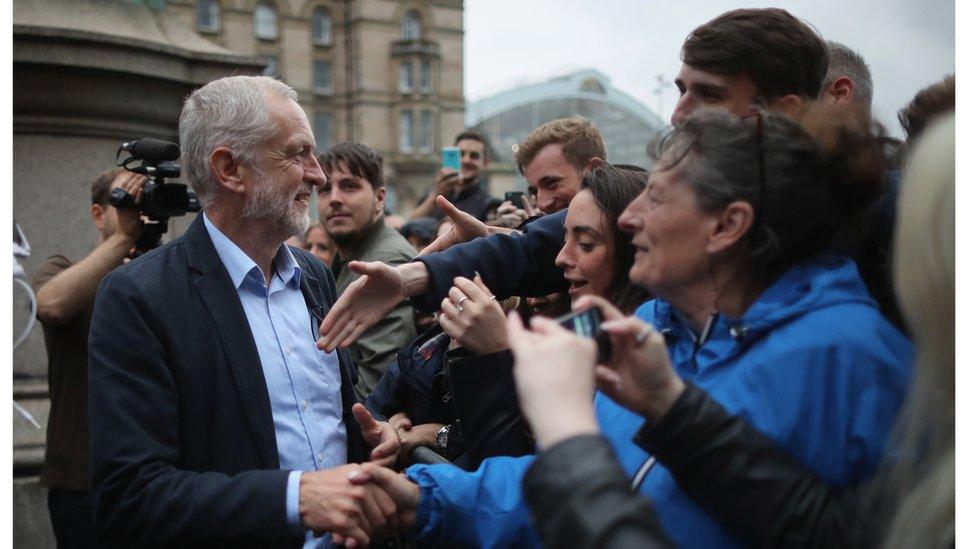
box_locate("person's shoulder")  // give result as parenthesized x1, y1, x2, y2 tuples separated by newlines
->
(366, 225, 417, 263)
(30, 254, 73, 286)
(103, 237, 188, 291)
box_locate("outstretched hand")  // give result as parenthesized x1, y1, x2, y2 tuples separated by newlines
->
(418, 195, 489, 256)
(573, 295, 685, 422)
(507, 312, 599, 450)
(352, 403, 399, 468)
(318, 261, 406, 352)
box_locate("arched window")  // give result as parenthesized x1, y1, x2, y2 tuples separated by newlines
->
(197, 0, 220, 32)
(254, 2, 278, 40)
(312, 6, 332, 45)
(401, 9, 421, 41)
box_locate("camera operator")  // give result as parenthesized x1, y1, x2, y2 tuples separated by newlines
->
(31, 168, 145, 548)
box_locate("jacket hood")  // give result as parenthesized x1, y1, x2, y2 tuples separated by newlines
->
(644, 255, 879, 345)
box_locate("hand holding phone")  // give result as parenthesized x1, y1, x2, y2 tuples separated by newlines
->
(553, 306, 612, 363)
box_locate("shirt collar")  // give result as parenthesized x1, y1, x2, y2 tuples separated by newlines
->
(203, 213, 302, 290)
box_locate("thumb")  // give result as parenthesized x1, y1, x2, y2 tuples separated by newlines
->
(352, 403, 379, 432)
(347, 260, 381, 276)
(437, 195, 472, 225)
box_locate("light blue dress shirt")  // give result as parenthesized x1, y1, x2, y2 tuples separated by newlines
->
(204, 214, 347, 548)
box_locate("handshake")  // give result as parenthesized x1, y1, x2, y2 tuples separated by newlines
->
(298, 403, 424, 548)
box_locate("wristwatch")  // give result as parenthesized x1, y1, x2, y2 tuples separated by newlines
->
(433, 424, 452, 457)
(433, 422, 464, 459)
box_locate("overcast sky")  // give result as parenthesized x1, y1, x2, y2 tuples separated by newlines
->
(464, 0, 954, 138)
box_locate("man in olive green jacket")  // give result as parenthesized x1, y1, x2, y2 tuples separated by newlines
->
(318, 143, 417, 396)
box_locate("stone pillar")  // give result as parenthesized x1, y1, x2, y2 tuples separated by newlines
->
(13, 0, 262, 544)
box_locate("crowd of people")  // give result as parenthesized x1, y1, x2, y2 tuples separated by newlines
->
(28, 6, 954, 549)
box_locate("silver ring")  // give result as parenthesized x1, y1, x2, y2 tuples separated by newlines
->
(635, 326, 655, 344)
(456, 295, 469, 313)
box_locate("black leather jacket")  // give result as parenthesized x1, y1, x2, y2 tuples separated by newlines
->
(524, 383, 885, 548)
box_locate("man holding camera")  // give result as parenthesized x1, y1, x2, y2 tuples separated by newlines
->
(32, 168, 144, 548)
(87, 75, 400, 548)
(410, 130, 495, 222)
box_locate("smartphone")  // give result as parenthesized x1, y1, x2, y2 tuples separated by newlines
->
(554, 307, 611, 363)
(504, 191, 525, 205)
(441, 146, 461, 171)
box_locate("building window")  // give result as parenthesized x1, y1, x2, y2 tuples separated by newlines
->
(399, 111, 414, 153)
(419, 59, 432, 93)
(419, 110, 432, 153)
(197, 0, 220, 32)
(314, 112, 334, 152)
(401, 9, 421, 41)
(399, 61, 413, 93)
(259, 55, 278, 77)
(254, 2, 278, 40)
(312, 7, 332, 45)
(314, 60, 333, 93)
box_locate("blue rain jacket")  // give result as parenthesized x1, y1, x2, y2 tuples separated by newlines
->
(405, 256, 913, 548)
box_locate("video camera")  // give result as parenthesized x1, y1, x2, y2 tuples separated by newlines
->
(111, 138, 200, 253)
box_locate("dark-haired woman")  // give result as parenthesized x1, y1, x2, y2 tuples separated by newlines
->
(351, 110, 914, 549)
(391, 165, 650, 467)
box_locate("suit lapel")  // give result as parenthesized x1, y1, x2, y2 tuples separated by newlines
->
(186, 216, 280, 469)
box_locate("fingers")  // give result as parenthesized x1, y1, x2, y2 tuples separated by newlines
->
(352, 403, 379, 433)
(573, 294, 625, 321)
(594, 365, 623, 395)
(527, 315, 574, 337)
(452, 277, 489, 303)
(472, 273, 493, 296)
(600, 317, 653, 338)
(520, 194, 536, 214)
(418, 233, 452, 256)
(370, 430, 400, 464)
(505, 311, 529, 348)
(436, 195, 466, 221)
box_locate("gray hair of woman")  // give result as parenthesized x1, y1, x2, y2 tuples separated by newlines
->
(656, 107, 886, 283)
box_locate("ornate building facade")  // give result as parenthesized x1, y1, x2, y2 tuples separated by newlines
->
(165, 0, 465, 212)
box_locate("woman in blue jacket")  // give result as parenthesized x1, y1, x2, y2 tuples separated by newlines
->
(349, 110, 914, 549)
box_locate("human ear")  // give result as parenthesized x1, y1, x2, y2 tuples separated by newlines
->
(822, 77, 855, 104)
(209, 146, 247, 195)
(767, 94, 804, 118)
(375, 186, 387, 215)
(706, 200, 755, 255)
(91, 204, 105, 230)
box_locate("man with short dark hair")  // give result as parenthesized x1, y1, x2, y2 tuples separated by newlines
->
(33, 168, 144, 548)
(672, 8, 829, 125)
(514, 116, 606, 215)
(411, 130, 495, 221)
(319, 142, 417, 396)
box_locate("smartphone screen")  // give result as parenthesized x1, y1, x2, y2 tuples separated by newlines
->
(554, 307, 612, 362)
(504, 191, 525, 205)
(441, 146, 461, 171)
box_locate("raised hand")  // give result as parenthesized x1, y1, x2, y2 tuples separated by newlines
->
(352, 403, 399, 468)
(418, 195, 489, 256)
(318, 261, 407, 351)
(438, 275, 508, 355)
(573, 295, 685, 422)
(507, 312, 599, 450)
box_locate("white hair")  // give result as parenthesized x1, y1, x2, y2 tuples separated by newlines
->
(178, 75, 297, 208)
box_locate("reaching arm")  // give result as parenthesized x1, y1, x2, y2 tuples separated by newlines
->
(35, 173, 145, 325)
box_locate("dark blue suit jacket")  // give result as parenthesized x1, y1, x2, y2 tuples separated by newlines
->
(88, 215, 367, 548)
(411, 210, 569, 312)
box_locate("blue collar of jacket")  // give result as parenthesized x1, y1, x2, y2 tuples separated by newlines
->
(639, 255, 877, 373)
